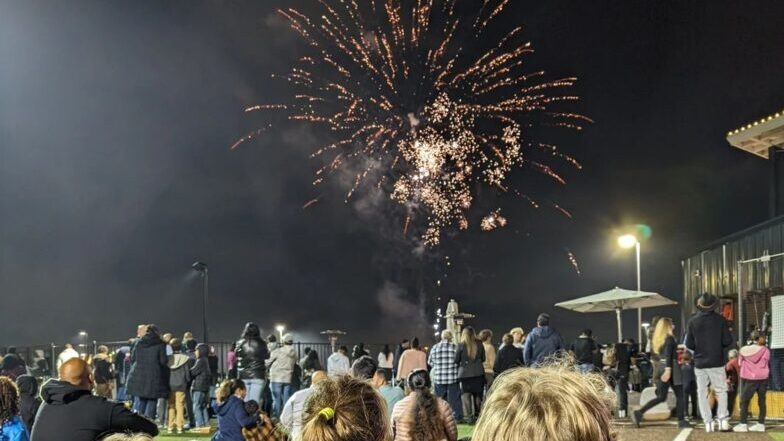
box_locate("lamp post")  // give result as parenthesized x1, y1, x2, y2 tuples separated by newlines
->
(192, 261, 209, 343)
(618, 234, 642, 344)
(275, 324, 286, 341)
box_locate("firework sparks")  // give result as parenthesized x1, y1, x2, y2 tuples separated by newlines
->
(237, 0, 588, 245)
(302, 197, 321, 209)
(480, 209, 507, 231)
(565, 248, 581, 275)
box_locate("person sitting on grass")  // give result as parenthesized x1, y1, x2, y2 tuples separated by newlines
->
(471, 365, 615, 441)
(212, 379, 260, 441)
(392, 369, 458, 441)
(0, 376, 29, 441)
(299, 375, 388, 441)
(733, 330, 771, 433)
(31, 358, 158, 441)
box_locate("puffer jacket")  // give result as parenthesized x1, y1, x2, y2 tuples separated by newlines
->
(739, 344, 770, 381)
(235, 338, 269, 380)
(266, 344, 297, 384)
(190, 344, 213, 393)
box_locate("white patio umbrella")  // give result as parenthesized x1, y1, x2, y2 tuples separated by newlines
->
(554, 287, 678, 342)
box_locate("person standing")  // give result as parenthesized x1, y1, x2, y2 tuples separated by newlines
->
(266, 334, 297, 418)
(569, 329, 597, 374)
(227, 343, 237, 380)
(301, 349, 322, 388)
(56, 344, 79, 371)
(501, 328, 525, 349)
(428, 330, 462, 422)
(523, 313, 564, 367)
(394, 339, 410, 380)
(396, 338, 427, 384)
(733, 331, 770, 433)
(377, 344, 394, 380)
(327, 346, 350, 376)
(682, 351, 700, 420)
(93, 346, 114, 399)
(493, 334, 524, 375)
(113, 345, 131, 402)
(16, 375, 41, 434)
(455, 327, 485, 424)
(631, 317, 690, 429)
(189, 343, 212, 434)
(684, 293, 733, 432)
(167, 339, 191, 435)
(614, 340, 632, 419)
(125, 325, 170, 419)
(235, 322, 269, 404)
(479, 330, 496, 392)
(725, 349, 740, 419)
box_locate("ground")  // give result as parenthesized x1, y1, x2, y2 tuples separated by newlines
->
(154, 423, 784, 440)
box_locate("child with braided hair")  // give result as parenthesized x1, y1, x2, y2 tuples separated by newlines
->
(0, 376, 29, 441)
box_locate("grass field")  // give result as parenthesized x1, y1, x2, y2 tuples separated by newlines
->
(155, 424, 475, 441)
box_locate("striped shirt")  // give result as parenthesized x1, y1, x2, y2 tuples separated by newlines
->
(391, 393, 458, 441)
(428, 340, 458, 385)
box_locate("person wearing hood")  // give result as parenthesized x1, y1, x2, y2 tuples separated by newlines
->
(125, 324, 170, 419)
(190, 343, 213, 433)
(212, 379, 259, 441)
(266, 334, 297, 418)
(523, 313, 564, 367)
(684, 293, 733, 433)
(235, 322, 269, 404)
(114, 344, 131, 402)
(0, 352, 27, 381)
(733, 330, 770, 433)
(0, 376, 29, 441)
(93, 345, 114, 399)
(16, 375, 41, 433)
(167, 339, 191, 435)
(30, 358, 158, 441)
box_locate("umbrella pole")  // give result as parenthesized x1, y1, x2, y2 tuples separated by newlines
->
(616, 308, 623, 342)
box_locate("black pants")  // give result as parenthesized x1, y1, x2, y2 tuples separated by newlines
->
(639, 379, 684, 421)
(728, 389, 737, 417)
(616, 375, 628, 413)
(684, 381, 699, 418)
(739, 379, 767, 424)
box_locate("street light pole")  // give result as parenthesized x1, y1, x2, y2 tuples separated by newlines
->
(192, 261, 209, 343)
(636, 241, 642, 345)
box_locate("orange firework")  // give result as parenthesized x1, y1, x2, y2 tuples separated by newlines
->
(236, 0, 588, 246)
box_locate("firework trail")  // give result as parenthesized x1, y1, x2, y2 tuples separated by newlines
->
(565, 248, 581, 275)
(302, 197, 321, 209)
(236, 0, 589, 246)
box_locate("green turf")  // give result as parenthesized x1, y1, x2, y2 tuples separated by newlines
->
(768, 433, 784, 441)
(154, 424, 475, 440)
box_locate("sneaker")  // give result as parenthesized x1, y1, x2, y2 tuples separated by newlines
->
(631, 410, 641, 428)
(732, 423, 748, 432)
(678, 420, 692, 429)
(720, 419, 732, 432)
(705, 421, 714, 433)
(749, 423, 766, 432)
(618, 410, 626, 418)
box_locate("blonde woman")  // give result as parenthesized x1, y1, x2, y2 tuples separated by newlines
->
(631, 317, 690, 429)
(472, 366, 615, 441)
(454, 327, 485, 424)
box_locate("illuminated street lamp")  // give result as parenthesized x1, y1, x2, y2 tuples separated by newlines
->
(275, 324, 286, 341)
(618, 234, 642, 344)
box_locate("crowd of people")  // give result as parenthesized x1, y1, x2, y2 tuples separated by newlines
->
(0, 293, 776, 440)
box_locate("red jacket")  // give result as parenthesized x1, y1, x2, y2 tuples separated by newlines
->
(725, 357, 740, 391)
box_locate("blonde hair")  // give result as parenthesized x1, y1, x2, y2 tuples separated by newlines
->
(461, 326, 478, 360)
(651, 317, 674, 355)
(300, 375, 389, 441)
(472, 366, 616, 441)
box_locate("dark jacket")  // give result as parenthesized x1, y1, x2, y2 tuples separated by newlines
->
(235, 338, 269, 380)
(17, 374, 41, 433)
(684, 310, 733, 369)
(493, 345, 524, 375)
(455, 340, 486, 379)
(657, 335, 682, 386)
(523, 326, 564, 366)
(615, 342, 632, 376)
(570, 336, 597, 365)
(126, 330, 170, 399)
(93, 354, 114, 384)
(30, 380, 158, 441)
(190, 346, 213, 393)
(212, 395, 260, 441)
(113, 346, 131, 388)
(169, 353, 192, 392)
(0, 353, 27, 380)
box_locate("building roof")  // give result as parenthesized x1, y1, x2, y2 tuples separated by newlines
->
(726, 109, 784, 158)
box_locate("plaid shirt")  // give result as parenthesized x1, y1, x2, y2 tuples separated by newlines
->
(242, 414, 288, 441)
(428, 340, 458, 385)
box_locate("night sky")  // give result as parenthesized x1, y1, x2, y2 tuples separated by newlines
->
(1, 1, 783, 346)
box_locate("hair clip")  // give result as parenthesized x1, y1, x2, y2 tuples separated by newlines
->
(319, 407, 336, 422)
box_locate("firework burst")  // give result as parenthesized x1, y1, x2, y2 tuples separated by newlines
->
(236, 0, 589, 245)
